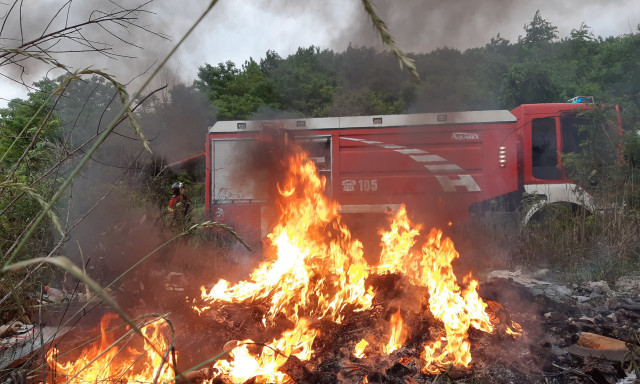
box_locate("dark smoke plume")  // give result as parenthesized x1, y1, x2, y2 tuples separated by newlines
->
(326, 0, 639, 54)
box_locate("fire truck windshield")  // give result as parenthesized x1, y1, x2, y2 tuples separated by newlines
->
(560, 116, 592, 154)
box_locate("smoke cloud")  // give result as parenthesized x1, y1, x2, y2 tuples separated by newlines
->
(331, 0, 639, 54)
(3, 0, 639, 103)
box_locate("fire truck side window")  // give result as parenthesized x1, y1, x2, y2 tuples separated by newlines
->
(531, 117, 561, 180)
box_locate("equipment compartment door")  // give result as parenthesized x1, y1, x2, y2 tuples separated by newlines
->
(294, 135, 333, 195)
(211, 138, 269, 203)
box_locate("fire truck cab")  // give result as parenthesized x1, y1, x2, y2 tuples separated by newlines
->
(206, 101, 598, 242)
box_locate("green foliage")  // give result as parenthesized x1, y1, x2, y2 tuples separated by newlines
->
(623, 130, 640, 168)
(327, 88, 406, 116)
(519, 10, 559, 47)
(410, 47, 500, 111)
(0, 80, 62, 323)
(328, 46, 415, 115)
(0, 79, 60, 173)
(264, 46, 337, 117)
(561, 108, 622, 192)
(501, 60, 564, 106)
(0, 79, 62, 259)
(592, 31, 640, 131)
(55, 75, 122, 138)
(191, 10, 640, 123)
(195, 59, 280, 120)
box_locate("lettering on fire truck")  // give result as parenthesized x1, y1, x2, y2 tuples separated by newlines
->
(451, 132, 480, 141)
(341, 137, 482, 193)
(342, 179, 379, 192)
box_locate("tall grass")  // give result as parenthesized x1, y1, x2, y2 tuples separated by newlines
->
(513, 190, 640, 282)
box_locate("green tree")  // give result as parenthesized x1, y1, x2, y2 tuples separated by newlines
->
(327, 87, 407, 116)
(471, 34, 515, 110)
(411, 47, 489, 112)
(330, 45, 416, 115)
(262, 46, 337, 117)
(501, 60, 564, 107)
(0, 78, 60, 178)
(519, 10, 558, 47)
(501, 12, 572, 107)
(592, 31, 640, 130)
(0, 78, 61, 270)
(195, 59, 280, 120)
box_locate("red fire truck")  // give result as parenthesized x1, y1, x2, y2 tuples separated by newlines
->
(205, 98, 604, 242)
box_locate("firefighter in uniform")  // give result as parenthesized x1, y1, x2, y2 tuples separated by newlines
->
(167, 182, 192, 226)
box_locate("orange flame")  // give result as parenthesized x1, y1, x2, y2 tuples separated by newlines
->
(45, 151, 517, 383)
(420, 229, 493, 373)
(506, 321, 523, 337)
(195, 152, 501, 377)
(212, 318, 317, 384)
(377, 205, 422, 279)
(378, 208, 494, 372)
(384, 309, 407, 354)
(195, 153, 374, 324)
(354, 339, 369, 358)
(46, 314, 175, 384)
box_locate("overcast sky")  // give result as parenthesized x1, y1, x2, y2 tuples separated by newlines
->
(1, 0, 640, 107)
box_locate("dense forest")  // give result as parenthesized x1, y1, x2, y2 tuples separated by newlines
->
(2, 10, 640, 323)
(191, 11, 640, 128)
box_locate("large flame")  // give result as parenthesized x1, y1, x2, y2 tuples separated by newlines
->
(377, 205, 422, 279)
(419, 229, 494, 373)
(377, 208, 495, 372)
(44, 151, 520, 384)
(195, 152, 505, 377)
(213, 318, 317, 384)
(46, 314, 175, 384)
(196, 153, 374, 324)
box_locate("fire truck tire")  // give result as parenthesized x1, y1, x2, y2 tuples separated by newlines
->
(522, 202, 587, 227)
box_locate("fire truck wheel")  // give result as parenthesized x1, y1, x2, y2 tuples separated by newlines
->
(524, 202, 589, 227)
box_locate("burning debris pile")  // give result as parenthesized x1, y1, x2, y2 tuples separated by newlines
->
(45, 314, 176, 384)
(39, 150, 640, 384)
(186, 152, 521, 383)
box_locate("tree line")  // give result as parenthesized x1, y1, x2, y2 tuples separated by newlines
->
(193, 11, 640, 130)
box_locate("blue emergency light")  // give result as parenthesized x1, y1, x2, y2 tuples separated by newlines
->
(568, 96, 594, 103)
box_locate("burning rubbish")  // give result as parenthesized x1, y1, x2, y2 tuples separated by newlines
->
(44, 150, 527, 384)
(189, 151, 521, 382)
(354, 339, 369, 359)
(195, 153, 374, 325)
(383, 309, 406, 355)
(46, 314, 175, 384)
(38, 147, 640, 383)
(212, 318, 318, 384)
